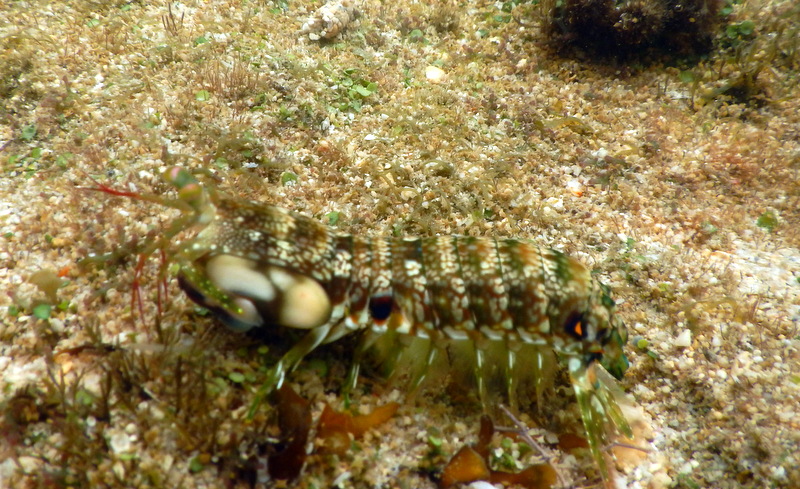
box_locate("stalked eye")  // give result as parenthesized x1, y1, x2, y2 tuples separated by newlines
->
(368, 294, 393, 321)
(563, 312, 587, 340)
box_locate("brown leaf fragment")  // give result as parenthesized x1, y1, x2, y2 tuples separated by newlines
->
(348, 401, 399, 437)
(489, 464, 558, 489)
(441, 413, 558, 489)
(316, 404, 351, 455)
(557, 432, 589, 451)
(439, 446, 491, 488)
(317, 401, 400, 454)
(475, 415, 494, 458)
(317, 404, 349, 438)
(268, 384, 311, 480)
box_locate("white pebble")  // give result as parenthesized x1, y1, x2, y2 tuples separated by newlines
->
(425, 65, 446, 83)
(109, 431, 132, 454)
(467, 482, 499, 489)
(674, 329, 692, 348)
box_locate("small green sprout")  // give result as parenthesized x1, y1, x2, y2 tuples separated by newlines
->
(756, 211, 778, 232)
(679, 70, 695, 84)
(721, 18, 757, 49)
(32, 303, 52, 320)
(424, 425, 446, 457)
(21, 124, 37, 141)
(726, 20, 755, 40)
(228, 372, 245, 384)
(427, 433, 444, 456)
(326, 211, 341, 226)
(492, 14, 512, 23)
(720, 0, 741, 17)
(351, 83, 376, 98)
(56, 153, 73, 168)
(194, 90, 211, 102)
(189, 456, 205, 473)
(633, 336, 658, 360)
(333, 70, 378, 112)
(269, 0, 289, 14)
(303, 358, 329, 378)
(280, 171, 298, 186)
(75, 389, 95, 407)
(408, 29, 425, 42)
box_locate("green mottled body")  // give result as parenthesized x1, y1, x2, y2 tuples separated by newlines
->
(113, 167, 634, 485)
(183, 198, 623, 364)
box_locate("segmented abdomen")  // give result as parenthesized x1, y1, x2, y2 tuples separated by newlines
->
(194, 198, 610, 357)
(329, 235, 589, 349)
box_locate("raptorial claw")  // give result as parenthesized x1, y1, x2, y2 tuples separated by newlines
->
(91, 166, 637, 485)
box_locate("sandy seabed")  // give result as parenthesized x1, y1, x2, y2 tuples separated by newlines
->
(1, 1, 798, 488)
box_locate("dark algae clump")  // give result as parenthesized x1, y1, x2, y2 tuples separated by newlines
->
(547, 0, 723, 59)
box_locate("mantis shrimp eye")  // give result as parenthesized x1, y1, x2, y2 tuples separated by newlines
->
(563, 311, 588, 340)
